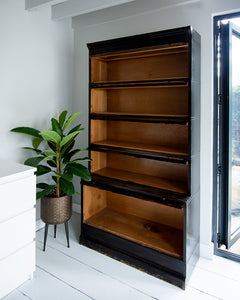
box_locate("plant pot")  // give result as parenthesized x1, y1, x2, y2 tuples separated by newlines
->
(41, 195, 72, 225)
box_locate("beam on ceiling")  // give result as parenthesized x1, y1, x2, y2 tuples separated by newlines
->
(72, 0, 200, 28)
(25, 0, 68, 10)
(51, 0, 136, 20)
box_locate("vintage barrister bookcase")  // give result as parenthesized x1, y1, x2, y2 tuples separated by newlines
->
(80, 26, 200, 289)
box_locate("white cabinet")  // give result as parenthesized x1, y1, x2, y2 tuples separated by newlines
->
(0, 160, 36, 299)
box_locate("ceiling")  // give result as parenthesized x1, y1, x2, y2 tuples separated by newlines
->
(25, 0, 200, 21)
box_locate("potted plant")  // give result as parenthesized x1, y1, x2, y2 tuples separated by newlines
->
(11, 110, 91, 250)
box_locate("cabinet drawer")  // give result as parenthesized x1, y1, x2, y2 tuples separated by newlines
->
(0, 242, 35, 299)
(0, 209, 35, 260)
(0, 176, 35, 222)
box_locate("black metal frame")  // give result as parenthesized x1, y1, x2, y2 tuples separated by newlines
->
(43, 222, 70, 251)
(213, 11, 240, 262)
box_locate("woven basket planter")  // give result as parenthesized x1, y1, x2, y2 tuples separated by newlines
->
(41, 195, 72, 225)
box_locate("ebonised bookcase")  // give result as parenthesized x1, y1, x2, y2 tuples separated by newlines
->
(80, 26, 200, 289)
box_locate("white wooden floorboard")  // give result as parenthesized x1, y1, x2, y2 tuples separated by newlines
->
(3, 290, 30, 300)
(188, 266, 240, 300)
(17, 267, 91, 300)
(35, 242, 155, 300)
(195, 256, 240, 283)
(35, 214, 219, 300)
(4, 213, 240, 300)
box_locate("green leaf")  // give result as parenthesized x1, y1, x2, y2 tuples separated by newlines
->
(24, 156, 45, 167)
(59, 131, 81, 148)
(61, 173, 73, 181)
(47, 160, 56, 168)
(65, 158, 91, 165)
(36, 185, 55, 199)
(22, 147, 42, 155)
(37, 183, 49, 189)
(52, 176, 57, 183)
(40, 130, 61, 145)
(68, 124, 81, 135)
(61, 140, 75, 157)
(62, 148, 88, 163)
(66, 163, 91, 181)
(51, 118, 63, 137)
(59, 110, 67, 128)
(59, 178, 75, 195)
(47, 141, 56, 152)
(35, 165, 51, 176)
(32, 137, 43, 149)
(42, 150, 57, 157)
(10, 127, 40, 138)
(63, 112, 81, 131)
(43, 157, 57, 166)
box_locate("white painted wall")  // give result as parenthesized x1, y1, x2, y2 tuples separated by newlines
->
(0, 0, 73, 220)
(72, 0, 240, 258)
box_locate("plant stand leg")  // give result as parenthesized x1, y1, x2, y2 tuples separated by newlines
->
(54, 225, 57, 238)
(64, 222, 70, 248)
(43, 223, 49, 252)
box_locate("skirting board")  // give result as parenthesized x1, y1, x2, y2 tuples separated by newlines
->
(200, 242, 214, 259)
(72, 202, 81, 214)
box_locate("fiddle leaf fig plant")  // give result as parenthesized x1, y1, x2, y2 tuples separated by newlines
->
(11, 110, 91, 199)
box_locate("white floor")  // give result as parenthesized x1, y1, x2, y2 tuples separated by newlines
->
(3, 213, 240, 300)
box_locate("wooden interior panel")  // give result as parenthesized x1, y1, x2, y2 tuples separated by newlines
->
(91, 120, 188, 152)
(93, 43, 188, 61)
(107, 153, 188, 182)
(92, 140, 188, 156)
(108, 53, 188, 82)
(91, 59, 108, 82)
(94, 168, 188, 194)
(87, 208, 183, 258)
(91, 52, 189, 82)
(107, 87, 188, 115)
(90, 151, 107, 173)
(83, 185, 107, 221)
(107, 192, 184, 230)
(91, 151, 188, 194)
(91, 86, 188, 115)
(90, 119, 107, 143)
(83, 185, 184, 258)
(91, 89, 107, 113)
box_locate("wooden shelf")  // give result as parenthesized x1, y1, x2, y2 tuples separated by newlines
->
(92, 43, 189, 61)
(90, 112, 189, 124)
(93, 167, 188, 194)
(90, 78, 189, 88)
(85, 207, 183, 258)
(91, 140, 188, 159)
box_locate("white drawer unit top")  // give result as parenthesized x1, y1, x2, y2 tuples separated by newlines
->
(0, 160, 36, 185)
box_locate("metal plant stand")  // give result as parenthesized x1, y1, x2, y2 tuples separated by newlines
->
(43, 222, 70, 251)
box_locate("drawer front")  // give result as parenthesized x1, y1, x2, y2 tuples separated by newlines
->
(0, 242, 35, 299)
(0, 175, 36, 222)
(0, 209, 35, 260)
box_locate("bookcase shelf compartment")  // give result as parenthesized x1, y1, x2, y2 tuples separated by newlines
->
(83, 185, 184, 258)
(91, 85, 189, 117)
(90, 151, 188, 194)
(91, 120, 188, 156)
(91, 48, 189, 83)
